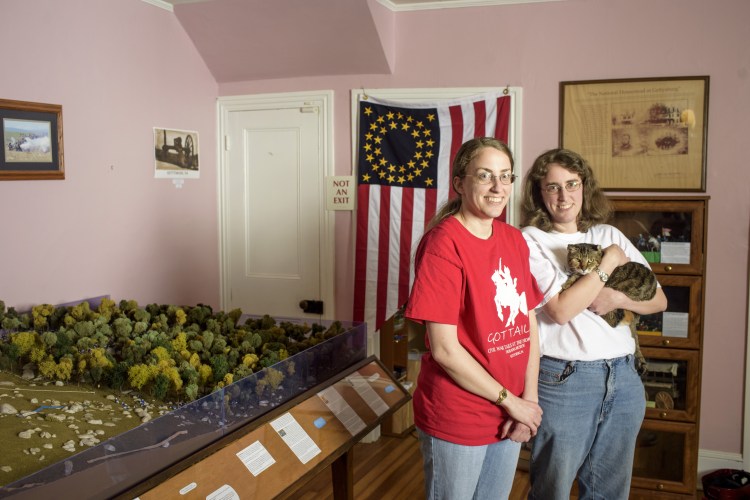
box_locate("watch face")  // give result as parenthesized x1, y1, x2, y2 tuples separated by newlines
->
(496, 388, 507, 406)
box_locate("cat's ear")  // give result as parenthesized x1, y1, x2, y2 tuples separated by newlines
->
(596, 245, 602, 251)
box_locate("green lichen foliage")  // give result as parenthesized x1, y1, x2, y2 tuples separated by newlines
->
(0, 299, 347, 403)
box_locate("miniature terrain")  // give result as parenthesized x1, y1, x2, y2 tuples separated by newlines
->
(0, 370, 170, 487)
(0, 298, 350, 489)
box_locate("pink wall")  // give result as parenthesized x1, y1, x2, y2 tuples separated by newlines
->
(0, 0, 220, 310)
(0, 0, 746, 459)
(219, 0, 750, 456)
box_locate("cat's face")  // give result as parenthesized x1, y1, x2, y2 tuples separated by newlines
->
(567, 243, 603, 275)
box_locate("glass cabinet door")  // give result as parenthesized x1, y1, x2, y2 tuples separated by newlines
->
(608, 197, 706, 275)
(640, 348, 699, 422)
(637, 274, 703, 349)
(631, 419, 697, 495)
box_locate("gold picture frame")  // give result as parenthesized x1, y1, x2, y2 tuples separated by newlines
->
(560, 76, 709, 191)
(1, 98, 64, 181)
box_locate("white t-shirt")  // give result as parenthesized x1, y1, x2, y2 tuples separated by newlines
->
(522, 224, 658, 361)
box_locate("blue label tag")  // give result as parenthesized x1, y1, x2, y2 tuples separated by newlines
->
(314, 417, 327, 428)
(385, 385, 395, 393)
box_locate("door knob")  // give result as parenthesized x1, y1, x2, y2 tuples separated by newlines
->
(299, 300, 324, 314)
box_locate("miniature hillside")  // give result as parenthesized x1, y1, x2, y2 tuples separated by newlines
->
(0, 298, 345, 403)
(0, 298, 348, 487)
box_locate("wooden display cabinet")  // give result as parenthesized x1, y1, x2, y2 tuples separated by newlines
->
(608, 196, 708, 499)
(637, 274, 703, 349)
(631, 419, 698, 496)
(608, 197, 706, 275)
(629, 488, 700, 500)
(641, 347, 700, 423)
(379, 309, 426, 436)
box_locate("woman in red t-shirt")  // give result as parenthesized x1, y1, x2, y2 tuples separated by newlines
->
(405, 137, 544, 499)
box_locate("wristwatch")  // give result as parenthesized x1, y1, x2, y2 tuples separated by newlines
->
(594, 267, 609, 283)
(495, 387, 508, 406)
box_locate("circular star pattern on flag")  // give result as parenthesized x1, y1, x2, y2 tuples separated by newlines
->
(359, 104, 438, 188)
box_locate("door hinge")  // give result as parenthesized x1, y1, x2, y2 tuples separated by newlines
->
(224, 135, 231, 151)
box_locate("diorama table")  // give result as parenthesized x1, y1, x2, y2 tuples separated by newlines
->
(0, 319, 410, 500)
(124, 356, 410, 500)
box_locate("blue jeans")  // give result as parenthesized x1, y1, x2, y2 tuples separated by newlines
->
(417, 428, 521, 499)
(529, 355, 646, 500)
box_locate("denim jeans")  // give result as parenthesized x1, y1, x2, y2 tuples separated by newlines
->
(529, 355, 646, 500)
(417, 428, 521, 500)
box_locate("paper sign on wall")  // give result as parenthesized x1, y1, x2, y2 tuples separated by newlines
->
(326, 176, 354, 211)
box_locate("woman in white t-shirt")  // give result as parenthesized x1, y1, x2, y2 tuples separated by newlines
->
(520, 148, 667, 500)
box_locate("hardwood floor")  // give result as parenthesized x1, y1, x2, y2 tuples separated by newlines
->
(279, 431, 532, 500)
(281, 432, 702, 499)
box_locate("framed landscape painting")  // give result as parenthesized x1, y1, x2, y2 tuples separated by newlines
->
(1, 98, 64, 181)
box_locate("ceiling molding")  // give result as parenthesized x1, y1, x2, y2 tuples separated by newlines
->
(376, 0, 564, 11)
(141, 0, 174, 12)
(145, 0, 565, 13)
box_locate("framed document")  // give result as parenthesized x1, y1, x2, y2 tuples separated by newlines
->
(560, 76, 709, 191)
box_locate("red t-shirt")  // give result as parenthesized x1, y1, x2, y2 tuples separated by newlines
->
(405, 216, 543, 445)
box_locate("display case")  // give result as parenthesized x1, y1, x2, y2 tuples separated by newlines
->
(631, 419, 698, 496)
(378, 309, 426, 436)
(0, 318, 370, 499)
(609, 196, 708, 498)
(641, 348, 700, 422)
(636, 274, 703, 349)
(609, 197, 706, 275)
(128, 356, 410, 500)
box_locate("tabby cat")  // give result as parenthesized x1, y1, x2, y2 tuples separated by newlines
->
(561, 243, 657, 373)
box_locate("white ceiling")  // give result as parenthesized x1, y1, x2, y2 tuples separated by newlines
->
(381, 0, 563, 10)
(145, 0, 564, 83)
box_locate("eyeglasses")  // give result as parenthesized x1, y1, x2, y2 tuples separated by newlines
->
(543, 180, 582, 194)
(464, 171, 516, 185)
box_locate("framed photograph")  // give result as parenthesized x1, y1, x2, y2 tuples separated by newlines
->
(154, 127, 200, 179)
(560, 76, 709, 191)
(1, 98, 64, 181)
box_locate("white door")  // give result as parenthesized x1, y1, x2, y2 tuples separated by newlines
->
(219, 92, 334, 320)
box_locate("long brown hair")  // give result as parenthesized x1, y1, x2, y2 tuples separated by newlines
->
(425, 137, 514, 232)
(520, 148, 611, 232)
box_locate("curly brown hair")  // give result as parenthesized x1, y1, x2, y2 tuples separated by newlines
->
(520, 148, 611, 232)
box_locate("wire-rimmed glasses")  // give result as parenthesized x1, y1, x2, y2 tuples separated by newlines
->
(465, 171, 516, 185)
(543, 180, 582, 194)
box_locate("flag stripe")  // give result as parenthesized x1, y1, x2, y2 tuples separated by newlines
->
(449, 104, 465, 185)
(366, 185, 381, 329)
(376, 186, 391, 329)
(474, 100, 487, 137)
(353, 92, 512, 332)
(353, 183, 370, 323)
(496, 95, 510, 142)
(387, 187, 402, 324)
(398, 187, 414, 309)
(410, 187, 425, 294)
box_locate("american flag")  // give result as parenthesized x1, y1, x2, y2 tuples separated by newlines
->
(352, 92, 511, 331)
